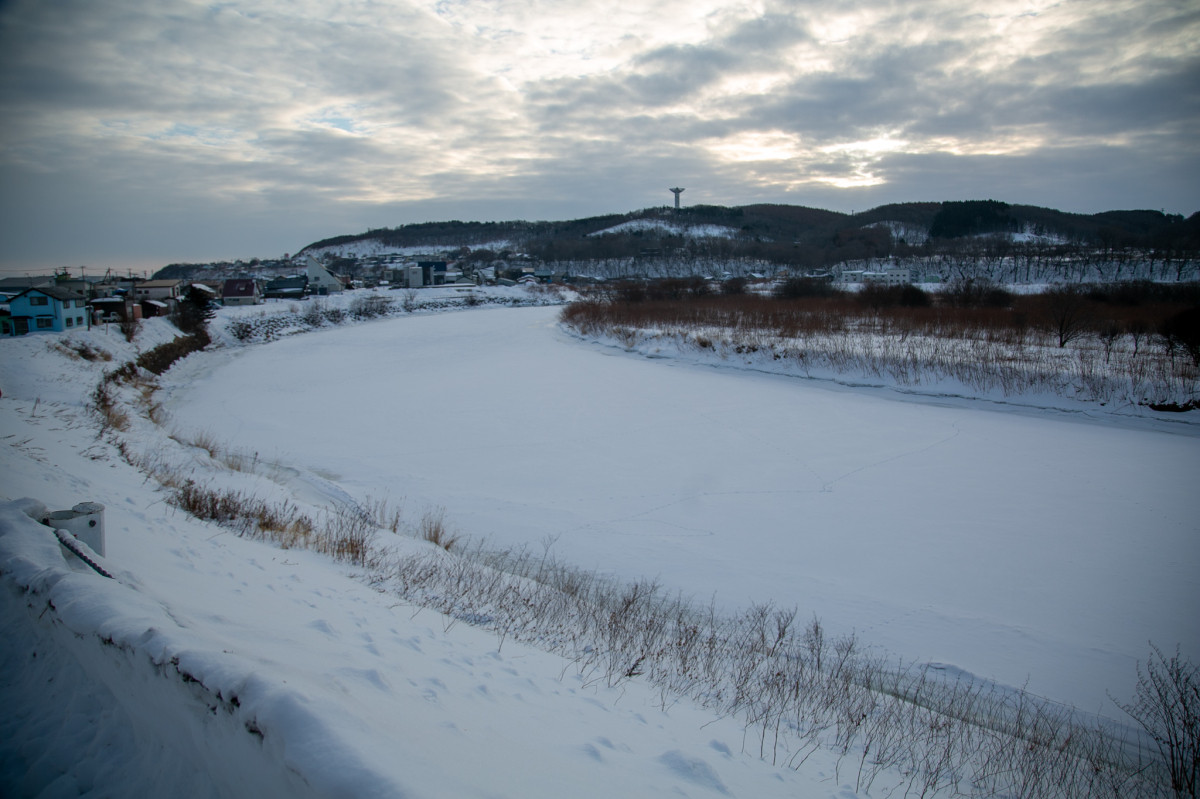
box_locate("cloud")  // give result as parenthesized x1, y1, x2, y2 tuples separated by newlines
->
(0, 0, 1196, 272)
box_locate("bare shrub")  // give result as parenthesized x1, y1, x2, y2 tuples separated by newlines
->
(859, 282, 931, 310)
(349, 294, 394, 319)
(1115, 644, 1199, 798)
(560, 282, 1200, 409)
(774, 276, 840, 299)
(228, 318, 255, 342)
(1161, 307, 1200, 367)
(940, 277, 1014, 308)
(301, 300, 325, 327)
(119, 315, 141, 342)
(1099, 322, 1123, 363)
(722, 276, 748, 295)
(136, 332, 209, 375)
(1041, 285, 1093, 347)
(401, 289, 419, 312)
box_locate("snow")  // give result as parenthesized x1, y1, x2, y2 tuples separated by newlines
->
(587, 219, 739, 239)
(306, 239, 515, 259)
(2, 292, 1197, 796)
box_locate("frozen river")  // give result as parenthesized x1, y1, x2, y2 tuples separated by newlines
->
(166, 304, 1200, 715)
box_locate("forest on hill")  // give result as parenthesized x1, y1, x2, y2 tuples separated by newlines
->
(300, 200, 1200, 270)
(152, 200, 1199, 282)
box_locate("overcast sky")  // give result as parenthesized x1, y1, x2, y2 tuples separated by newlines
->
(1, 0, 1197, 275)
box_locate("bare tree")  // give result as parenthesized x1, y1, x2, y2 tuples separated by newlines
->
(1041, 286, 1092, 347)
(1114, 644, 1199, 798)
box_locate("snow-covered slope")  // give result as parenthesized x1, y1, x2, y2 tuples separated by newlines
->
(586, 219, 739, 238)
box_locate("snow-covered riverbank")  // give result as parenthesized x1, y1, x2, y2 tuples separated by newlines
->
(2, 290, 1197, 796)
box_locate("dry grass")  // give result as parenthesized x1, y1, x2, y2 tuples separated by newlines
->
(52, 339, 114, 362)
(135, 331, 210, 375)
(376, 538, 1177, 799)
(362, 496, 403, 534)
(418, 507, 459, 551)
(169, 429, 264, 472)
(90, 379, 130, 432)
(167, 481, 380, 562)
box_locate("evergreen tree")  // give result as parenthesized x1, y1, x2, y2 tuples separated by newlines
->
(175, 284, 216, 339)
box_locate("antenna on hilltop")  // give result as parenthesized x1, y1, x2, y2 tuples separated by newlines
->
(670, 187, 685, 211)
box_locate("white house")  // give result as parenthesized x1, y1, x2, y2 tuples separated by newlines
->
(861, 268, 913, 285)
(305, 255, 345, 295)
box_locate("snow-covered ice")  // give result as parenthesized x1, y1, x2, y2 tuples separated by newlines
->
(164, 304, 1200, 714)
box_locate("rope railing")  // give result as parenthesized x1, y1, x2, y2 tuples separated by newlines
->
(52, 528, 114, 579)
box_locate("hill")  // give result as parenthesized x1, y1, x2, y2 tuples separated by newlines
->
(150, 201, 1200, 282)
(297, 201, 1198, 262)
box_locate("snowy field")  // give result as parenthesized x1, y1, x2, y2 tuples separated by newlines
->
(2, 292, 1198, 797)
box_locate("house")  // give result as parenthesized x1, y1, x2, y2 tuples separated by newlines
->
(221, 279, 262, 306)
(305, 255, 345, 295)
(6, 286, 89, 335)
(418, 261, 448, 286)
(860, 268, 913, 285)
(0, 276, 54, 293)
(140, 299, 169, 318)
(134, 279, 183, 302)
(89, 296, 139, 324)
(264, 275, 308, 299)
(388, 265, 425, 289)
(50, 274, 99, 298)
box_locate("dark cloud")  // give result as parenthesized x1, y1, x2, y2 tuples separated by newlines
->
(0, 0, 1196, 273)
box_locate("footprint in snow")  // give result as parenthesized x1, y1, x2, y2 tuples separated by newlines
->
(658, 750, 730, 795)
(581, 743, 604, 763)
(307, 619, 336, 636)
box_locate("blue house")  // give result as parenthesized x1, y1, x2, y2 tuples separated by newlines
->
(6, 286, 89, 335)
